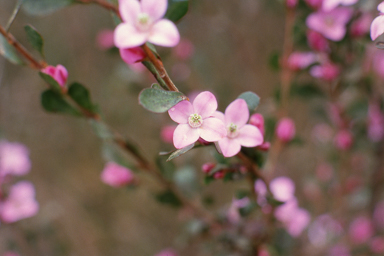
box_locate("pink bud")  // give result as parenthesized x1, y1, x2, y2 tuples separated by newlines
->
(276, 118, 296, 143)
(258, 142, 271, 151)
(350, 13, 373, 38)
(334, 130, 353, 150)
(307, 30, 329, 52)
(249, 113, 265, 135)
(119, 47, 146, 64)
(41, 64, 68, 87)
(100, 162, 134, 187)
(213, 171, 225, 179)
(96, 29, 115, 50)
(349, 216, 374, 244)
(286, 0, 298, 8)
(310, 62, 340, 81)
(370, 237, 384, 254)
(201, 163, 215, 174)
(161, 125, 176, 144)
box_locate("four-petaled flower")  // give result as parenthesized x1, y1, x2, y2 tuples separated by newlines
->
(371, 1, 384, 41)
(214, 99, 264, 157)
(168, 91, 226, 149)
(114, 0, 180, 48)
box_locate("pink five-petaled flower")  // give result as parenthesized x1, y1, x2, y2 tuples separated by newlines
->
(168, 91, 226, 149)
(371, 2, 384, 41)
(41, 65, 68, 87)
(214, 99, 263, 157)
(306, 7, 353, 41)
(114, 0, 180, 48)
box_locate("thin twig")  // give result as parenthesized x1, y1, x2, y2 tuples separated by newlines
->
(76, 0, 121, 19)
(5, 1, 22, 32)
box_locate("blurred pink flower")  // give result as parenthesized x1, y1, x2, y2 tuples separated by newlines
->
(276, 118, 296, 143)
(119, 47, 146, 64)
(322, 0, 358, 12)
(227, 197, 250, 223)
(350, 13, 373, 38)
(114, 0, 179, 48)
(308, 214, 343, 247)
(349, 216, 374, 244)
(371, 1, 384, 41)
(305, 0, 323, 9)
(100, 162, 135, 187)
(254, 179, 268, 206)
(168, 91, 226, 149)
(370, 237, 384, 254)
(287, 52, 317, 71)
(306, 7, 353, 41)
(160, 125, 176, 144)
(307, 30, 330, 52)
(269, 176, 295, 202)
(334, 129, 353, 150)
(41, 64, 68, 87)
(173, 38, 194, 60)
(0, 181, 39, 223)
(310, 62, 340, 81)
(249, 113, 265, 135)
(96, 29, 115, 49)
(0, 141, 31, 178)
(258, 142, 271, 151)
(154, 249, 178, 256)
(368, 103, 384, 142)
(215, 99, 264, 157)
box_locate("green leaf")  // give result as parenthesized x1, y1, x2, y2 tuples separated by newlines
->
(139, 88, 185, 113)
(290, 83, 325, 99)
(39, 72, 62, 91)
(68, 82, 98, 113)
(102, 142, 134, 170)
(156, 155, 176, 180)
(22, 0, 75, 16)
(24, 25, 44, 57)
(165, 0, 189, 23)
(238, 91, 260, 113)
(167, 143, 195, 161)
(41, 89, 81, 116)
(0, 35, 24, 65)
(269, 51, 280, 72)
(155, 190, 182, 208)
(89, 120, 114, 140)
(240, 147, 265, 168)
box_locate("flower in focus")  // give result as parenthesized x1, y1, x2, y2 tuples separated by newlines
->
(41, 64, 68, 87)
(114, 0, 180, 48)
(168, 91, 226, 149)
(276, 118, 296, 143)
(371, 1, 384, 41)
(0, 141, 31, 178)
(322, 0, 358, 12)
(214, 99, 263, 157)
(119, 47, 146, 64)
(100, 162, 135, 187)
(0, 181, 39, 223)
(306, 7, 353, 41)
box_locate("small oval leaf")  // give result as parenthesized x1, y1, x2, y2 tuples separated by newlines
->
(139, 88, 185, 113)
(22, 0, 75, 16)
(238, 91, 260, 113)
(165, 0, 189, 23)
(41, 89, 81, 116)
(24, 25, 44, 57)
(0, 35, 24, 65)
(167, 143, 195, 161)
(68, 82, 98, 113)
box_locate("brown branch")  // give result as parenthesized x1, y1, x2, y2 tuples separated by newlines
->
(76, 0, 121, 19)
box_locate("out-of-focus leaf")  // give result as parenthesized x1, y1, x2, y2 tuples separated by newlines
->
(89, 120, 114, 140)
(269, 51, 280, 71)
(39, 72, 62, 91)
(24, 25, 44, 57)
(238, 91, 260, 113)
(240, 147, 265, 168)
(22, 0, 75, 16)
(41, 89, 80, 116)
(204, 176, 215, 185)
(139, 87, 185, 113)
(290, 83, 325, 99)
(167, 143, 195, 161)
(0, 35, 24, 65)
(102, 142, 134, 170)
(165, 0, 189, 23)
(155, 190, 182, 208)
(239, 202, 257, 217)
(156, 155, 176, 180)
(266, 196, 285, 207)
(68, 82, 98, 113)
(174, 166, 199, 197)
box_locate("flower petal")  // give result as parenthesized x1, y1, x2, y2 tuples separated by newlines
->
(114, 23, 148, 48)
(141, 0, 167, 21)
(213, 111, 225, 122)
(371, 15, 384, 41)
(379, 2, 384, 13)
(218, 137, 241, 157)
(192, 91, 218, 118)
(199, 117, 226, 142)
(148, 19, 180, 47)
(237, 124, 264, 147)
(224, 99, 249, 127)
(168, 100, 193, 124)
(173, 124, 199, 149)
(118, 0, 140, 24)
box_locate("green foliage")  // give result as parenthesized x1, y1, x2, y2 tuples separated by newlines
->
(0, 35, 24, 65)
(41, 89, 81, 116)
(155, 190, 182, 208)
(167, 143, 195, 161)
(165, 0, 189, 23)
(269, 51, 280, 72)
(290, 83, 325, 99)
(22, 0, 75, 16)
(68, 82, 98, 113)
(139, 87, 185, 113)
(24, 25, 44, 57)
(156, 155, 176, 180)
(240, 147, 265, 168)
(237, 91, 261, 113)
(39, 72, 62, 91)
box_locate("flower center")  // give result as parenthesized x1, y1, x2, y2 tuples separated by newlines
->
(136, 13, 152, 31)
(227, 123, 239, 138)
(325, 16, 335, 27)
(188, 114, 203, 128)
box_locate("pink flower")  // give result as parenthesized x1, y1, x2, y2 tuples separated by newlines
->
(350, 13, 373, 38)
(41, 64, 68, 87)
(322, 0, 358, 12)
(249, 113, 265, 135)
(308, 214, 343, 247)
(168, 91, 226, 149)
(0, 141, 31, 178)
(310, 62, 340, 81)
(0, 181, 39, 223)
(119, 47, 146, 64)
(114, 0, 180, 48)
(334, 130, 353, 150)
(287, 52, 317, 71)
(371, 2, 384, 41)
(96, 29, 115, 50)
(307, 30, 330, 52)
(276, 118, 296, 143)
(306, 7, 353, 41)
(214, 99, 263, 157)
(370, 237, 384, 254)
(270, 176, 295, 202)
(349, 216, 374, 244)
(100, 162, 135, 187)
(154, 249, 178, 256)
